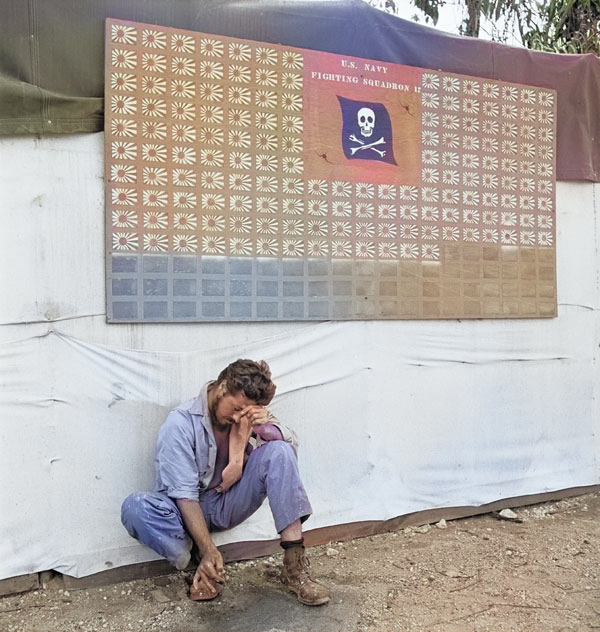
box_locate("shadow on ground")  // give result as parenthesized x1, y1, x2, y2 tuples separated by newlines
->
(181, 581, 359, 632)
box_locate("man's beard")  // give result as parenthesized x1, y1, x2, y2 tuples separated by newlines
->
(209, 400, 232, 432)
(212, 419, 232, 432)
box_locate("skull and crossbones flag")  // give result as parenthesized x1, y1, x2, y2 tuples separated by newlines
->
(338, 96, 397, 166)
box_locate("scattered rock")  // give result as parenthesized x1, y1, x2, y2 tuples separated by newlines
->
(496, 508, 522, 522)
(531, 506, 550, 518)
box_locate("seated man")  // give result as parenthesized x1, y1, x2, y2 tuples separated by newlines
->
(121, 358, 330, 606)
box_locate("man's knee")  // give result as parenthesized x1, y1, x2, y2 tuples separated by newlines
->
(260, 439, 297, 462)
(120, 492, 192, 569)
(256, 440, 301, 479)
(121, 492, 146, 536)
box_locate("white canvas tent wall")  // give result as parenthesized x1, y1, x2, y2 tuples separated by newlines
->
(1, 0, 600, 587)
(2, 132, 599, 583)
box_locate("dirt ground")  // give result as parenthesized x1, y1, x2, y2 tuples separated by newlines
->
(2, 491, 599, 632)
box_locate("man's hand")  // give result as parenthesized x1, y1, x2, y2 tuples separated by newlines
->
(241, 406, 283, 443)
(192, 544, 225, 599)
(195, 544, 224, 584)
(238, 405, 269, 427)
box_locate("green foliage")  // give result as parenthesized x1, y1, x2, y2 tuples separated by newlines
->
(366, 0, 600, 54)
(522, 0, 600, 54)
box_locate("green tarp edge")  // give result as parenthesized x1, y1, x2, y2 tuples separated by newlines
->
(0, 76, 103, 136)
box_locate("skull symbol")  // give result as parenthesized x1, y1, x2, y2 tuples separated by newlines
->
(357, 107, 375, 138)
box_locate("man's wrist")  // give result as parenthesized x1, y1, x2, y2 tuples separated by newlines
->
(196, 537, 217, 555)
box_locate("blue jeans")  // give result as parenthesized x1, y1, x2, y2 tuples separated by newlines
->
(121, 441, 312, 569)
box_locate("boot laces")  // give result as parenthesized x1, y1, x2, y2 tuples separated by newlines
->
(296, 552, 313, 582)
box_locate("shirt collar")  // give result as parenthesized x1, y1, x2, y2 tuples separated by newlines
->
(197, 382, 216, 435)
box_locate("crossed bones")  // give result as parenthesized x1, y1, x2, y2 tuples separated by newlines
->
(349, 134, 387, 157)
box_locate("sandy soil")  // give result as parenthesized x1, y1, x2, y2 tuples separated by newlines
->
(1, 491, 599, 632)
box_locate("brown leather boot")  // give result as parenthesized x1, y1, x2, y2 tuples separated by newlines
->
(281, 545, 330, 606)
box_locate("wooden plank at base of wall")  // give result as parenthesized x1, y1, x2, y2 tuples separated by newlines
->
(62, 560, 175, 590)
(0, 573, 39, 597)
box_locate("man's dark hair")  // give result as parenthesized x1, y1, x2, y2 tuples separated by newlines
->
(216, 359, 276, 405)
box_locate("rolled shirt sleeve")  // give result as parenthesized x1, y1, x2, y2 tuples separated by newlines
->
(253, 422, 283, 442)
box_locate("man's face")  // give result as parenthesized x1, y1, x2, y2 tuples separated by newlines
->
(211, 389, 257, 432)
